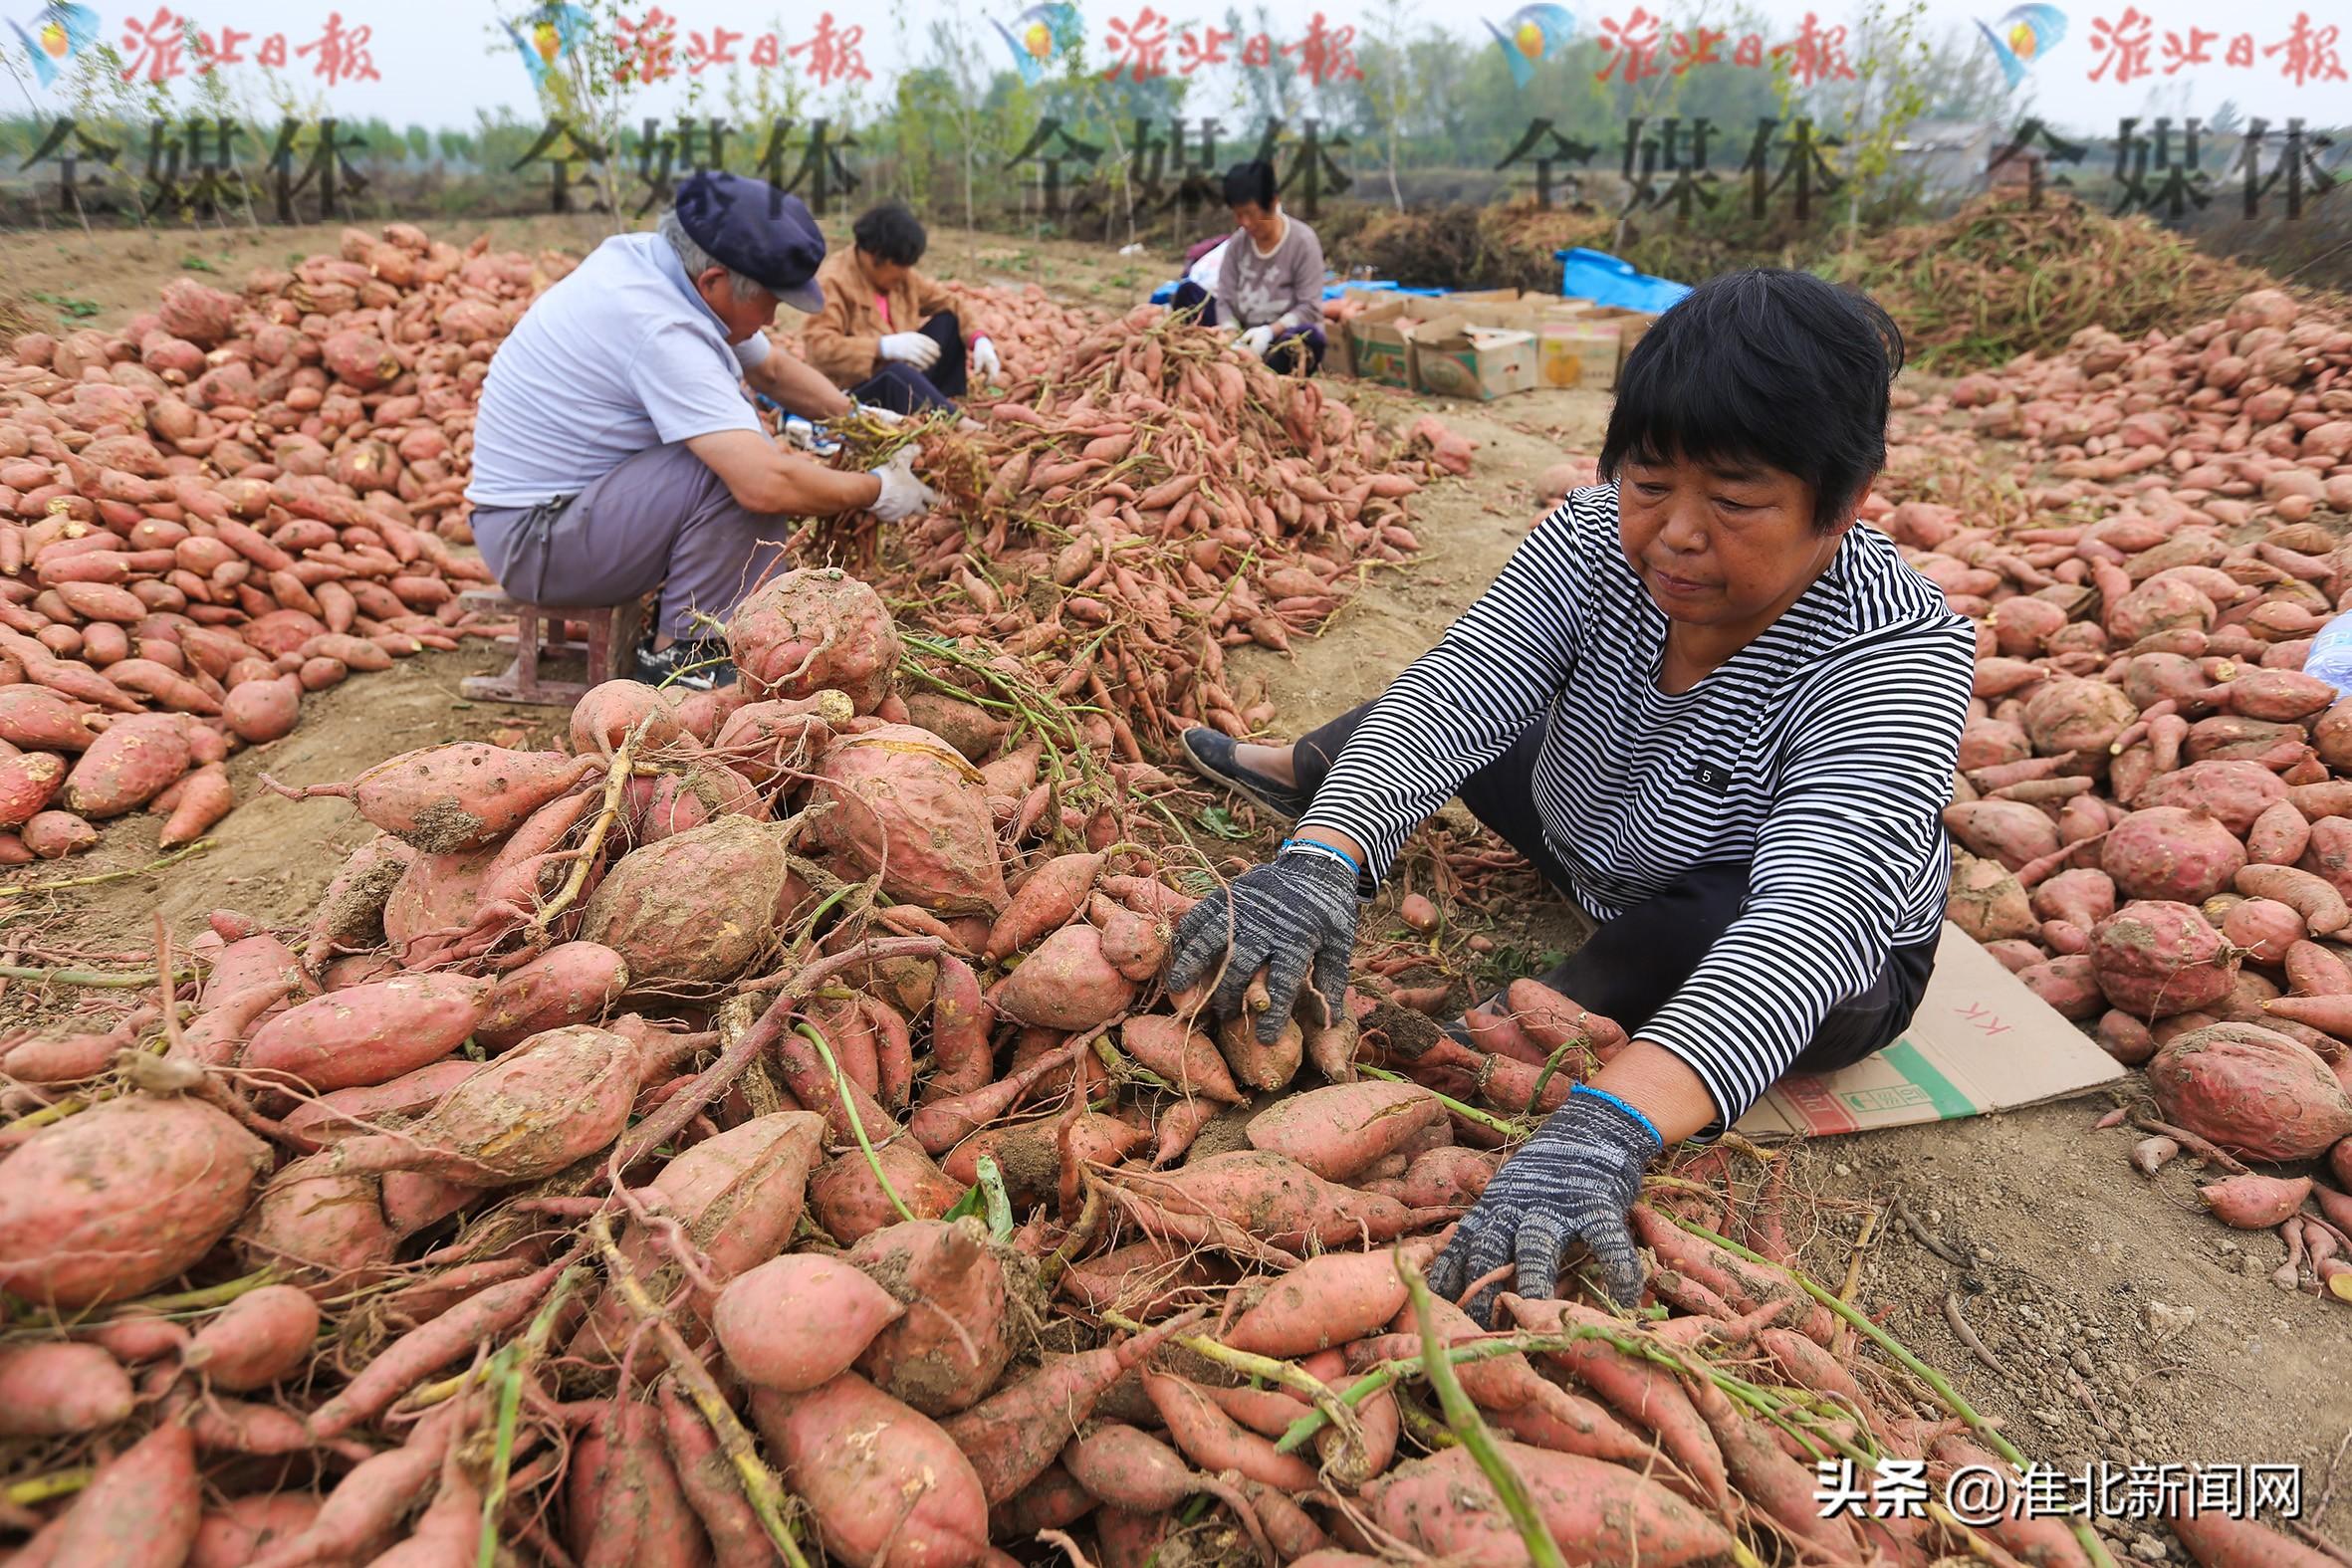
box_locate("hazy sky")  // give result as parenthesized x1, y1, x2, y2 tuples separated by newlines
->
(8, 0, 2348, 132)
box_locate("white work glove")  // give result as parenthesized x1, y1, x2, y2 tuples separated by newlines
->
(1237, 325, 1276, 357)
(865, 451, 938, 522)
(853, 402, 904, 426)
(971, 336, 1002, 382)
(878, 332, 942, 371)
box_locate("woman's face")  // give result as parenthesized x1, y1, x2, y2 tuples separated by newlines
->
(859, 250, 913, 293)
(1232, 200, 1282, 248)
(1616, 455, 1856, 631)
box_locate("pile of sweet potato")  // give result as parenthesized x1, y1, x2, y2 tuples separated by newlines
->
(811, 303, 1471, 748)
(0, 223, 567, 859)
(0, 568, 2140, 1568)
(1878, 286, 2352, 1298)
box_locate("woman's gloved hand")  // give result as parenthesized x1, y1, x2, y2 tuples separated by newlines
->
(865, 451, 939, 522)
(971, 336, 1002, 381)
(1429, 1084, 1662, 1318)
(1165, 845, 1360, 1043)
(1236, 324, 1276, 358)
(878, 332, 942, 370)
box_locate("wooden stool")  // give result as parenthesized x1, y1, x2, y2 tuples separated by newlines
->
(459, 588, 646, 707)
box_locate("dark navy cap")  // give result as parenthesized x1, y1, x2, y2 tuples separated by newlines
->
(673, 171, 827, 314)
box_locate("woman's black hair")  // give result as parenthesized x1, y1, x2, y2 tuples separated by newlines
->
(1223, 160, 1279, 211)
(852, 201, 928, 267)
(1598, 268, 1905, 532)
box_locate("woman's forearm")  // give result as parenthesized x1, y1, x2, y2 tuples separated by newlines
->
(1585, 1042, 1719, 1147)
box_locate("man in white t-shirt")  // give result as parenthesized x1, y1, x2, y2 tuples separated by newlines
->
(466, 171, 937, 687)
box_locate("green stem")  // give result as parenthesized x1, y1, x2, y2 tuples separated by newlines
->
(6, 1467, 90, 1506)
(974, 1155, 1014, 1242)
(1668, 1216, 2121, 1568)
(1399, 1252, 1567, 1568)
(796, 1021, 914, 1225)
(90, 1268, 276, 1319)
(0, 839, 213, 898)
(476, 1265, 585, 1568)
(1358, 1062, 1529, 1139)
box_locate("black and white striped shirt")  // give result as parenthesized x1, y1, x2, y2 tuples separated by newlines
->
(1302, 485, 1977, 1128)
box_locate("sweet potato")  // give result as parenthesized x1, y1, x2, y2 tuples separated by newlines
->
(710, 693, 845, 785)
(571, 678, 689, 757)
(2090, 900, 2240, 1017)
(571, 1110, 827, 1365)
(1222, 1247, 1413, 1356)
(62, 712, 189, 817)
(191, 1496, 323, 1568)
(2169, 1496, 2339, 1568)
(223, 675, 301, 742)
(22, 808, 97, 857)
(158, 762, 234, 846)
(809, 1139, 967, 1245)
(1117, 1013, 1243, 1103)
(2024, 676, 2138, 757)
(1060, 1423, 1264, 1544)
(2149, 1021, 2352, 1160)
(267, 742, 593, 852)
(1242, 1079, 1444, 1182)
(1948, 852, 2037, 943)
(815, 724, 1008, 914)
(0, 750, 65, 828)
(476, 941, 629, 1047)
(318, 1023, 637, 1185)
(988, 850, 1104, 959)
(851, 1218, 1016, 1415)
(232, 1166, 397, 1295)
(240, 971, 490, 1091)
(185, 1283, 321, 1390)
(0, 1341, 134, 1436)
(714, 1252, 906, 1391)
(1357, 1441, 1740, 1568)
(2247, 799, 2311, 865)
(40, 1420, 200, 1568)
(2234, 863, 2351, 935)
(749, 1375, 991, 1568)
(943, 1315, 1196, 1507)
(2104, 806, 2246, 902)
(990, 922, 1136, 1030)
(1944, 798, 2062, 870)
(2138, 760, 2289, 834)
(307, 1255, 576, 1440)
(727, 566, 903, 712)
(1108, 1150, 1424, 1251)
(0, 1095, 269, 1307)
(1143, 1369, 1319, 1491)
(570, 1400, 711, 1568)
(2222, 898, 2304, 965)
(581, 815, 799, 993)
(2200, 1172, 2312, 1228)
(1218, 1008, 1304, 1093)
(658, 1380, 772, 1568)
(2018, 954, 2102, 1018)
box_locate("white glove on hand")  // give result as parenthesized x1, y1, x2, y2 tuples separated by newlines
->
(1237, 325, 1276, 357)
(878, 332, 942, 370)
(971, 336, 1002, 382)
(866, 451, 938, 523)
(853, 402, 904, 426)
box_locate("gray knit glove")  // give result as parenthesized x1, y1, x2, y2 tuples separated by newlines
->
(1430, 1085, 1662, 1318)
(1165, 848, 1360, 1043)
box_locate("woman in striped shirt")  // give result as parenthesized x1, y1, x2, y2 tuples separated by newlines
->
(1167, 268, 1976, 1315)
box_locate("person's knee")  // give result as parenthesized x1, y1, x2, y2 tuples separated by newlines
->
(926, 309, 961, 338)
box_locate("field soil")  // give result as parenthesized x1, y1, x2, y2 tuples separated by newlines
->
(7, 215, 2347, 1543)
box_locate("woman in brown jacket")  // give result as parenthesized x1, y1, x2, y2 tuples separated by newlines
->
(804, 202, 1001, 414)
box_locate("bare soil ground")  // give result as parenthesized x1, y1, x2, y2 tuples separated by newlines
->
(7, 216, 2347, 1544)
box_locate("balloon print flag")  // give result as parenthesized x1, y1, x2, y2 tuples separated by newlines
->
(505, 1, 591, 90)
(992, 2, 1082, 84)
(7, 1, 96, 86)
(1483, 3, 1576, 86)
(1975, 3, 2065, 87)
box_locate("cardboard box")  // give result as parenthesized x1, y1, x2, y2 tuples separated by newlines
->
(1346, 298, 1415, 388)
(1733, 924, 2125, 1140)
(1579, 306, 1661, 372)
(1537, 320, 1622, 390)
(1407, 318, 1537, 400)
(1323, 323, 1354, 379)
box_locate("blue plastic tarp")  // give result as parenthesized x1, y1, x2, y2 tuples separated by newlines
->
(1554, 247, 1690, 313)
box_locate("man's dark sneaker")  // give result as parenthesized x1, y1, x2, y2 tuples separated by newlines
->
(1178, 726, 1308, 820)
(635, 639, 737, 691)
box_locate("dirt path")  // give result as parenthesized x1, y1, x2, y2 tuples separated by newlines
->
(9, 216, 2346, 1540)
